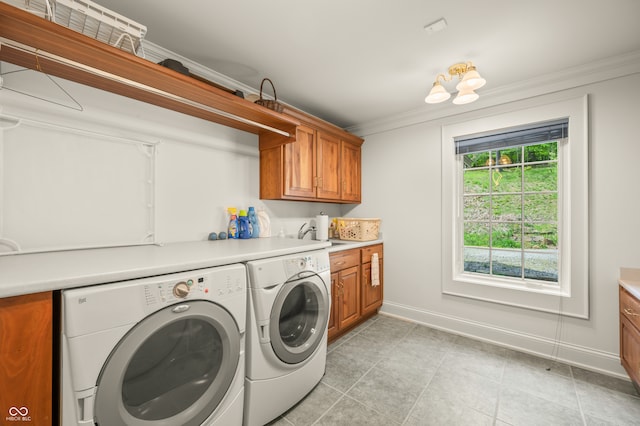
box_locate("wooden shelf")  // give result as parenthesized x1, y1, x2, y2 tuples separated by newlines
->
(0, 3, 298, 139)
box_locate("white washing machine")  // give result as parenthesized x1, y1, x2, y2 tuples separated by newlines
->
(244, 249, 331, 426)
(60, 264, 246, 426)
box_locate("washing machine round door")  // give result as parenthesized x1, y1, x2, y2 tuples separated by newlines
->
(269, 273, 329, 364)
(93, 300, 240, 426)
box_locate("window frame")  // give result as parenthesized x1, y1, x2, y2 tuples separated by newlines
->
(441, 96, 589, 318)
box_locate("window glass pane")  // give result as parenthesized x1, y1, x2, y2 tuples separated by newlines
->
(464, 247, 490, 274)
(463, 152, 491, 169)
(524, 193, 557, 221)
(492, 166, 521, 193)
(524, 251, 558, 282)
(464, 222, 490, 247)
(464, 195, 490, 221)
(464, 169, 490, 194)
(458, 138, 560, 286)
(524, 141, 557, 163)
(492, 249, 522, 278)
(496, 147, 521, 165)
(524, 223, 557, 249)
(491, 194, 522, 221)
(524, 162, 557, 192)
(492, 223, 522, 249)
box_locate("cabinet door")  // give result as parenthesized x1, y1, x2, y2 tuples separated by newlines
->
(621, 316, 640, 386)
(339, 266, 361, 330)
(341, 141, 361, 203)
(0, 292, 52, 425)
(284, 125, 317, 198)
(362, 261, 383, 316)
(317, 131, 341, 200)
(328, 272, 339, 340)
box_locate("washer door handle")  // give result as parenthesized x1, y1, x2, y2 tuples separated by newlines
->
(172, 304, 190, 313)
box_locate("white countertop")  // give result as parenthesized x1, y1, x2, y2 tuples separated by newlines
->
(619, 267, 640, 300)
(0, 238, 331, 298)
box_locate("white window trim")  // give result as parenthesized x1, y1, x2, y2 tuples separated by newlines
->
(441, 95, 589, 318)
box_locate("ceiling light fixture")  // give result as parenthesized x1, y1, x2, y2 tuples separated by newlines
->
(425, 61, 486, 105)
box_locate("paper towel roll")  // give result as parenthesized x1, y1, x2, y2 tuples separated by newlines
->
(315, 214, 329, 241)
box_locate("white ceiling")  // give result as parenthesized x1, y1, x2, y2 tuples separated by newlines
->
(96, 0, 640, 129)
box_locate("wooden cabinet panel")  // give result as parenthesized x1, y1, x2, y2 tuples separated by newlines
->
(328, 272, 338, 338)
(620, 286, 640, 389)
(362, 262, 383, 316)
(341, 141, 361, 203)
(621, 287, 640, 331)
(317, 132, 341, 200)
(330, 249, 360, 271)
(339, 266, 361, 330)
(621, 315, 640, 386)
(361, 244, 383, 317)
(0, 292, 53, 425)
(361, 244, 383, 263)
(284, 125, 317, 198)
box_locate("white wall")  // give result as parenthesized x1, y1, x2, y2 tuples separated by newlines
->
(0, 66, 343, 254)
(349, 73, 640, 378)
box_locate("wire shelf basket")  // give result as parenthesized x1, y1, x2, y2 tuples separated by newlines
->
(3, 0, 147, 56)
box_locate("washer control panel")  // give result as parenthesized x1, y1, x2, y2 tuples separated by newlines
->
(142, 264, 246, 310)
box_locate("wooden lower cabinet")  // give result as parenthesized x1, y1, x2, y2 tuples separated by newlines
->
(620, 286, 640, 391)
(328, 243, 384, 341)
(0, 292, 53, 424)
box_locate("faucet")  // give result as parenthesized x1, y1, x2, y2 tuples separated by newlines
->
(298, 222, 316, 239)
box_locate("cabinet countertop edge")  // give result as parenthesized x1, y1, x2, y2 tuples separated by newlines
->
(327, 239, 384, 254)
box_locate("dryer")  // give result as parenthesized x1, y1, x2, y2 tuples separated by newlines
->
(244, 249, 331, 426)
(60, 264, 246, 426)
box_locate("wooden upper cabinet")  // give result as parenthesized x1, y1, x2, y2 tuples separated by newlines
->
(259, 107, 364, 204)
(341, 140, 362, 203)
(284, 125, 317, 198)
(317, 132, 341, 200)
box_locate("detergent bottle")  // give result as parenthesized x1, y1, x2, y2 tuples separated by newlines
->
(248, 206, 260, 238)
(238, 210, 251, 239)
(227, 207, 239, 239)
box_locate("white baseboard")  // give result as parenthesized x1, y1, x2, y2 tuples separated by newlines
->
(379, 301, 629, 380)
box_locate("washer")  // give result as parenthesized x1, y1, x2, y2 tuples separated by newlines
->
(60, 264, 246, 426)
(243, 249, 331, 426)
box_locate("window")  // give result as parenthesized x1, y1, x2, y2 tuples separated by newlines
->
(441, 96, 588, 318)
(456, 119, 567, 285)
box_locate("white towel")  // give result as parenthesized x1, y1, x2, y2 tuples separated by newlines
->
(371, 253, 380, 287)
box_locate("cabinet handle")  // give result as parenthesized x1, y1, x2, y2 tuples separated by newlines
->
(624, 308, 639, 317)
(335, 261, 346, 266)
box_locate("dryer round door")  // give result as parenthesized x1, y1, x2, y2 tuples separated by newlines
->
(269, 273, 329, 364)
(94, 300, 240, 426)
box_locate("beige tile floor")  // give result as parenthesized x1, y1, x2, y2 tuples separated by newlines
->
(268, 314, 640, 426)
